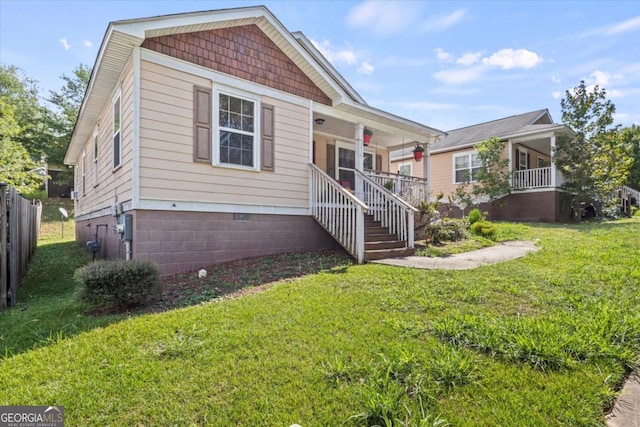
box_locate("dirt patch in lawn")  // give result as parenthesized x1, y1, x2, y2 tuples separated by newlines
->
(90, 249, 353, 316)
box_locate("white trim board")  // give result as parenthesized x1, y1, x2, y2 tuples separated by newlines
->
(138, 199, 310, 216)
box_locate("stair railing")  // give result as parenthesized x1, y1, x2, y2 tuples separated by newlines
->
(309, 164, 368, 263)
(354, 169, 417, 248)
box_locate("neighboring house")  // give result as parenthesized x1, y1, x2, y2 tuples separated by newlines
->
(64, 6, 445, 274)
(391, 109, 575, 222)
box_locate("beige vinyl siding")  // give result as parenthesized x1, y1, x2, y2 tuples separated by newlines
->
(138, 60, 311, 208)
(512, 143, 550, 167)
(74, 56, 135, 217)
(390, 159, 426, 179)
(430, 150, 460, 197)
(312, 133, 390, 177)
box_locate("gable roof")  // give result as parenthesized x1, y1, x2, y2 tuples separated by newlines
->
(66, 6, 397, 164)
(430, 109, 554, 154)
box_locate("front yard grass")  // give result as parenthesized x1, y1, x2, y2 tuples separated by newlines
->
(1, 205, 640, 426)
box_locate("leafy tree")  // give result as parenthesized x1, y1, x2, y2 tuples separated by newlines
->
(0, 97, 41, 192)
(0, 65, 54, 162)
(472, 136, 511, 203)
(553, 80, 632, 220)
(623, 125, 640, 190)
(48, 64, 91, 166)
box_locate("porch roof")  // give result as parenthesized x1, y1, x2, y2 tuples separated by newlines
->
(430, 109, 554, 154)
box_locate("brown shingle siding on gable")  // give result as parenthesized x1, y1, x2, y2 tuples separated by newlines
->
(141, 25, 332, 105)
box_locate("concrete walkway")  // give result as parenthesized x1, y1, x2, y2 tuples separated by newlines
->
(372, 240, 539, 270)
(373, 240, 639, 425)
(606, 373, 640, 427)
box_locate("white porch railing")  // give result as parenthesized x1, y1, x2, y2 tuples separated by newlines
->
(365, 171, 428, 206)
(309, 164, 368, 263)
(622, 185, 640, 208)
(512, 167, 552, 190)
(355, 170, 417, 248)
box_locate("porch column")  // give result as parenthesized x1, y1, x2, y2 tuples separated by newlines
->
(550, 134, 557, 187)
(354, 124, 365, 199)
(424, 140, 431, 198)
(508, 139, 513, 190)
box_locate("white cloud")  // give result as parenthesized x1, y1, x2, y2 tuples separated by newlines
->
(433, 66, 485, 85)
(434, 48, 452, 62)
(552, 91, 563, 100)
(606, 15, 640, 35)
(311, 39, 357, 65)
(551, 75, 562, 84)
(424, 9, 467, 31)
(59, 37, 70, 50)
(83, 40, 93, 48)
(481, 48, 543, 69)
(456, 52, 482, 66)
(347, 1, 421, 36)
(358, 62, 375, 75)
(587, 70, 622, 87)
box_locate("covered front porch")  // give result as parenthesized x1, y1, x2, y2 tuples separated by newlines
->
(507, 125, 570, 192)
(308, 107, 443, 262)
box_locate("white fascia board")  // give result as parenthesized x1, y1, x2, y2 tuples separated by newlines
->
(111, 7, 266, 39)
(503, 125, 573, 140)
(313, 103, 445, 142)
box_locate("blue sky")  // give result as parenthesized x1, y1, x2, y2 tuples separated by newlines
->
(1, 0, 639, 132)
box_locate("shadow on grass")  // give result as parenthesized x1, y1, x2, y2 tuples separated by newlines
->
(2, 243, 354, 358)
(1, 241, 125, 358)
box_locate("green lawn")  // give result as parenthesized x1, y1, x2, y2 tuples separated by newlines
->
(1, 201, 640, 426)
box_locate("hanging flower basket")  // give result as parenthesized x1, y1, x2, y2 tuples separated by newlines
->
(413, 143, 425, 162)
(363, 128, 373, 146)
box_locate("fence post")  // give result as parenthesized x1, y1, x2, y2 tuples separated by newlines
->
(1, 183, 7, 310)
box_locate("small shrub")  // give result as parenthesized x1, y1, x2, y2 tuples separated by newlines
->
(75, 259, 161, 308)
(468, 208, 483, 225)
(470, 220, 497, 240)
(630, 206, 639, 217)
(424, 219, 468, 244)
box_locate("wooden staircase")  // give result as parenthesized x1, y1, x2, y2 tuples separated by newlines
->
(364, 214, 414, 261)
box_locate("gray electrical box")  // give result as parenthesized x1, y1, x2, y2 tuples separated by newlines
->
(123, 214, 133, 240)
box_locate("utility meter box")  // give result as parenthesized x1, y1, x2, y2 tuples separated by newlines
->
(123, 214, 133, 240)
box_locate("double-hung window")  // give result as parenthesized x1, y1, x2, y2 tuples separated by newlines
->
(217, 92, 256, 168)
(453, 152, 481, 183)
(113, 94, 121, 169)
(93, 129, 99, 186)
(81, 150, 86, 195)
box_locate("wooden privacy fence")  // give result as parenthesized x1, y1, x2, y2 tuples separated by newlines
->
(1, 183, 42, 310)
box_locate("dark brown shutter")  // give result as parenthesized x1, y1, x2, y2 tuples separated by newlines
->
(327, 143, 335, 178)
(261, 103, 275, 171)
(193, 85, 212, 163)
(376, 154, 383, 172)
(515, 148, 520, 170)
(527, 153, 531, 169)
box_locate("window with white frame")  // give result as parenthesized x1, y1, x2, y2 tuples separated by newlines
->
(518, 149, 528, 170)
(93, 129, 99, 186)
(398, 162, 412, 176)
(217, 92, 256, 168)
(81, 150, 86, 195)
(113, 94, 121, 169)
(454, 152, 481, 183)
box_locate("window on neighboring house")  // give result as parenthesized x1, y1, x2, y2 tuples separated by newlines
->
(81, 150, 86, 195)
(454, 152, 481, 183)
(518, 149, 528, 170)
(93, 130, 99, 186)
(113, 95, 121, 169)
(398, 162, 412, 176)
(218, 92, 255, 168)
